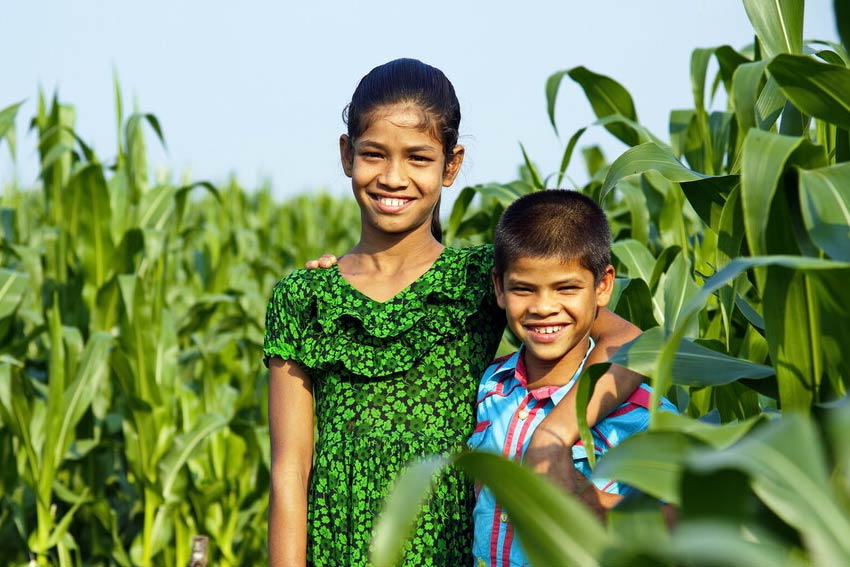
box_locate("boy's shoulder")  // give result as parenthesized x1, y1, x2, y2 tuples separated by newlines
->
(594, 384, 677, 438)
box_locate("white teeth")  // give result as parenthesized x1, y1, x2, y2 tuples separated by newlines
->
(379, 198, 407, 207)
(532, 325, 563, 334)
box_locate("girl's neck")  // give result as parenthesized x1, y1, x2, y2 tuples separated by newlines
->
(347, 225, 444, 274)
(338, 228, 445, 303)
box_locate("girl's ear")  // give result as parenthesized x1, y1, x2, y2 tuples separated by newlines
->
(442, 144, 465, 187)
(595, 265, 616, 308)
(340, 135, 354, 177)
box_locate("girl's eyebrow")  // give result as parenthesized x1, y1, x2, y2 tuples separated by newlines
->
(357, 140, 439, 153)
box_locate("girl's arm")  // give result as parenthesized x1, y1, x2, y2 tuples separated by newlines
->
(268, 357, 314, 567)
(525, 308, 643, 491)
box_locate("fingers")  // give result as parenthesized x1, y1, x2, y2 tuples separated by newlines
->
(304, 254, 338, 269)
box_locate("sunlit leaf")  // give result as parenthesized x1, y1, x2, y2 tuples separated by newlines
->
(769, 54, 850, 130)
(742, 0, 804, 57)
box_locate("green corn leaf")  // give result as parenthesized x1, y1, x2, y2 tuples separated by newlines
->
(755, 76, 787, 130)
(740, 129, 824, 257)
(680, 175, 739, 232)
(0, 100, 24, 160)
(0, 269, 30, 320)
(53, 332, 112, 466)
(545, 69, 571, 135)
(742, 0, 804, 58)
(837, 0, 850, 51)
(652, 411, 766, 447)
(372, 451, 607, 567)
(769, 53, 850, 131)
(617, 182, 650, 245)
(592, 430, 698, 505)
(138, 184, 176, 230)
(609, 326, 775, 386)
(659, 520, 808, 567)
(159, 413, 229, 499)
(798, 163, 850, 261)
(600, 142, 736, 203)
(610, 278, 658, 330)
(689, 413, 850, 565)
(556, 126, 586, 187)
(714, 45, 752, 93)
(519, 143, 544, 189)
(611, 239, 656, 283)
(669, 109, 695, 159)
(661, 252, 700, 335)
(568, 66, 639, 147)
(731, 60, 769, 133)
(74, 164, 115, 288)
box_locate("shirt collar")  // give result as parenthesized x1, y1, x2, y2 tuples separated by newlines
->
(495, 338, 596, 402)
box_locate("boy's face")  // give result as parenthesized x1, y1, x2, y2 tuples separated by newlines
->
(493, 255, 615, 382)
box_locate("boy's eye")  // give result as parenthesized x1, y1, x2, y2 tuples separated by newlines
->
(360, 151, 383, 159)
(410, 155, 433, 163)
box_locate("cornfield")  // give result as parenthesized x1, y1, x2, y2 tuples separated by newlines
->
(2, 0, 849, 566)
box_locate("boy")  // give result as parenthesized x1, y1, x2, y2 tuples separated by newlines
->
(469, 190, 676, 567)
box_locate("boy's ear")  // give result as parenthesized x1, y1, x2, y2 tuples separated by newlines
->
(340, 135, 353, 177)
(492, 269, 507, 309)
(595, 265, 616, 308)
(442, 144, 465, 187)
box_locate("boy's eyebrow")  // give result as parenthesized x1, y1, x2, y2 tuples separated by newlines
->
(504, 274, 587, 286)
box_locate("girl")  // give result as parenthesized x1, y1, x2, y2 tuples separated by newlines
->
(264, 58, 641, 567)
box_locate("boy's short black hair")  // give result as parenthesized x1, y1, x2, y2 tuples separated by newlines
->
(493, 189, 611, 282)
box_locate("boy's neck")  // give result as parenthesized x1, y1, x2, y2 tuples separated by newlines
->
(523, 336, 592, 390)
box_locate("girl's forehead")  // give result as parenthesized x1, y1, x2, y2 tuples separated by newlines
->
(365, 103, 439, 137)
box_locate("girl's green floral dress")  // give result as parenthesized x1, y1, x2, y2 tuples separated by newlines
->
(264, 245, 503, 566)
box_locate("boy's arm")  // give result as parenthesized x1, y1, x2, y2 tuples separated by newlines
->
(524, 308, 643, 490)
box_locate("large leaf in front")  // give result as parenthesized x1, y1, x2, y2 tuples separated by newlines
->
(798, 163, 850, 261)
(688, 412, 850, 566)
(608, 327, 774, 387)
(371, 451, 607, 567)
(769, 54, 850, 131)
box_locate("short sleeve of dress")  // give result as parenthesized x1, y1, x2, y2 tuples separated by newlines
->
(263, 275, 306, 367)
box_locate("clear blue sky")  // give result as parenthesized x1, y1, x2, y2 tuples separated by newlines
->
(2, 0, 840, 207)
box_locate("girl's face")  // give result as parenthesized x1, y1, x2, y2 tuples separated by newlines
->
(340, 103, 464, 239)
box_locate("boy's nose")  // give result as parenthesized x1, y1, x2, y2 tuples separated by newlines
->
(528, 294, 560, 316)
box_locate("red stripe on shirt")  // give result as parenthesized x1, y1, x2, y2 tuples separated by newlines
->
(502, 398, 545, 567)
(490, 503, 502, 566)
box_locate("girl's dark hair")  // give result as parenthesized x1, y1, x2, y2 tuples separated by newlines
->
(493, 190, 612, 283)
(343, 58, 461, 242)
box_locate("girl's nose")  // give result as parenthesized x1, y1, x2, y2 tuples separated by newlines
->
(378, 160, 408, 188)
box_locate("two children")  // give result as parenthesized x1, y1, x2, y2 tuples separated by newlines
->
(470, 190, 676, 567)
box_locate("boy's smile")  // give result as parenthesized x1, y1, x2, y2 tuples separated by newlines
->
(494, 255, 615, 387)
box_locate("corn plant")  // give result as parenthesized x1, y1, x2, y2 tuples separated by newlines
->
(0, 74, 358, 564)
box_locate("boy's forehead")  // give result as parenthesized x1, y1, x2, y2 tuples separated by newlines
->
(502, 255, 592, 280)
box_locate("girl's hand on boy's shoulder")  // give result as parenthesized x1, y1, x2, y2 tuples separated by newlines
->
(304, 254, 339, 269)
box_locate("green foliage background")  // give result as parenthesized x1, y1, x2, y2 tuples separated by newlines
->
(1, 0, 849, 565)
